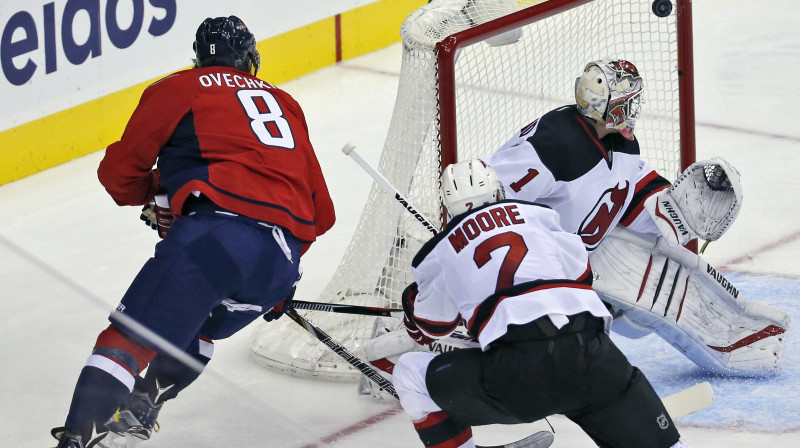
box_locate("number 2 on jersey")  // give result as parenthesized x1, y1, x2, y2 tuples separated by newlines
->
(237, 89, 295, 149)
(473, 232, 528, 292)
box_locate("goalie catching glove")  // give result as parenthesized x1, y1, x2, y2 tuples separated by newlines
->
(140, 193, 174, 238)
(402, 283, 435, 345)
(645, 157, 742, 247)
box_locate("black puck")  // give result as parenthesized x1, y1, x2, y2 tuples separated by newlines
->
(652, 0, 673, 18)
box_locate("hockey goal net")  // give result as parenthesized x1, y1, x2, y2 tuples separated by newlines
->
(252, 0, 696, 381)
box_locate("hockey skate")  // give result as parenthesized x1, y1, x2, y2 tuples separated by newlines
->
(50, 426, 108, 448)
(103, 390, 162, 448)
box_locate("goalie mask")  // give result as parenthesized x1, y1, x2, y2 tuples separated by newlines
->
(440, 159, 504, 219)
(575, 59, 643, 140)
(193, 16, 261, 75)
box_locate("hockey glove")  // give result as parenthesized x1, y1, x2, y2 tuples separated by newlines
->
(401, 283, 435, 345)
(644, 158, 742, 247)
(140, 194, 174, 239)
(263, 289, 296, 322)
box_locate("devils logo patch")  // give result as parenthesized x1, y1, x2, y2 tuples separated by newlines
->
(578, 181, 630, 249)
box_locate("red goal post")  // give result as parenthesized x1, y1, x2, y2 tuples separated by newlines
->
(251, 0, 697, 382)
(437, 0, 696, 172)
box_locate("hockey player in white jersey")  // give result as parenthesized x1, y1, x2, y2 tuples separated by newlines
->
(363, 58, 788, 398)
(479, 58, 789, 375)
(392, 160, 692, 448)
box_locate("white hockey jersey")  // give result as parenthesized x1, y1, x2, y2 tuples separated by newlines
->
(410, 200, 612, 349)
(482, 105, 671, 251)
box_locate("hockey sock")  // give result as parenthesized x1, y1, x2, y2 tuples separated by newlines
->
(138, 335, 213, 403)
(64, 365, 132, 437)
(412, 410, 475, 448)
(63, 324, 159, 437)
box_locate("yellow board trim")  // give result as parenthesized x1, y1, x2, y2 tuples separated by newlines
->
(0, 0, 425, 186)
(257, 18, 337, 86)
(340, 0, 421, 60)
(0, 79, 151, 184)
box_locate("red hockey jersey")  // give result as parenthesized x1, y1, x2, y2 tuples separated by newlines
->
(98, 66, 335, 245)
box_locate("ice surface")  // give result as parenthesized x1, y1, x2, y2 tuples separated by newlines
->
(2, 0, 799, 446)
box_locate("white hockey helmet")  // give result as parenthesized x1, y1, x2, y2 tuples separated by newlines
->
(440, 159, 504, 219)
(575, 58, 644, 140)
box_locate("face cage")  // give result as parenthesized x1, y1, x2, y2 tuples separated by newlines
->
(606, 88, 643, 140)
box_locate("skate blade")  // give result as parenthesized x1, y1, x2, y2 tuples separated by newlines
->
(104, 433, 143, 448)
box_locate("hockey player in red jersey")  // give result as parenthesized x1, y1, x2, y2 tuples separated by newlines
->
(51, 16, 335, 448)
(393, 160, 692, 448)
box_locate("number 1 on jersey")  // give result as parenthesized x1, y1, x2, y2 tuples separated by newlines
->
(509, 168, 539, 192)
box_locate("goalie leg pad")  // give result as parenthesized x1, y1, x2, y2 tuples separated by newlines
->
(590, 227, 790, 375)
(608, 310, 656, 339)
(364, 323, 421, 366)
(362, 321, 480, 366)
(358, 318, 404, 399)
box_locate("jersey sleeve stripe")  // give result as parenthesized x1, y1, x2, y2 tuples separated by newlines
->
(620, 171, 670, 226)
(415, 314, 463, 337)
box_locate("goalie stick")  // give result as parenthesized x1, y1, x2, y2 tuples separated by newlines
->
(662, 381, 715, 419)
(276, 307, 555, 448)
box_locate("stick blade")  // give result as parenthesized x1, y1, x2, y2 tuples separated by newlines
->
(662, 381, 714, 419)
(477, 431, 554, 448)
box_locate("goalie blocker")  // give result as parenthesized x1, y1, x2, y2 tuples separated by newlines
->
(590, 226, 790, 375)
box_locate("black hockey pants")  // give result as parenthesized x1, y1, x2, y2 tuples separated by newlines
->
(425, 312, 681, 448)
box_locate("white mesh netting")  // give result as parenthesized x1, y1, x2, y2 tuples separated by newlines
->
(252, 0, 689, 381)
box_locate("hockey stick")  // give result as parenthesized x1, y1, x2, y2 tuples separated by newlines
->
(291, 299, 403, 317)
(480, 431, 554, 448)
(292, 299, 479, 346)
(342, 142, 439, 236)
(662, 381, 714, 419)
(279, 307, 553, 448)
(281, 306, 398, 397)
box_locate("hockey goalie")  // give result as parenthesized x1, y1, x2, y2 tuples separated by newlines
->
(360, 58, 790, 397)
(589, 155, 789, 375)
